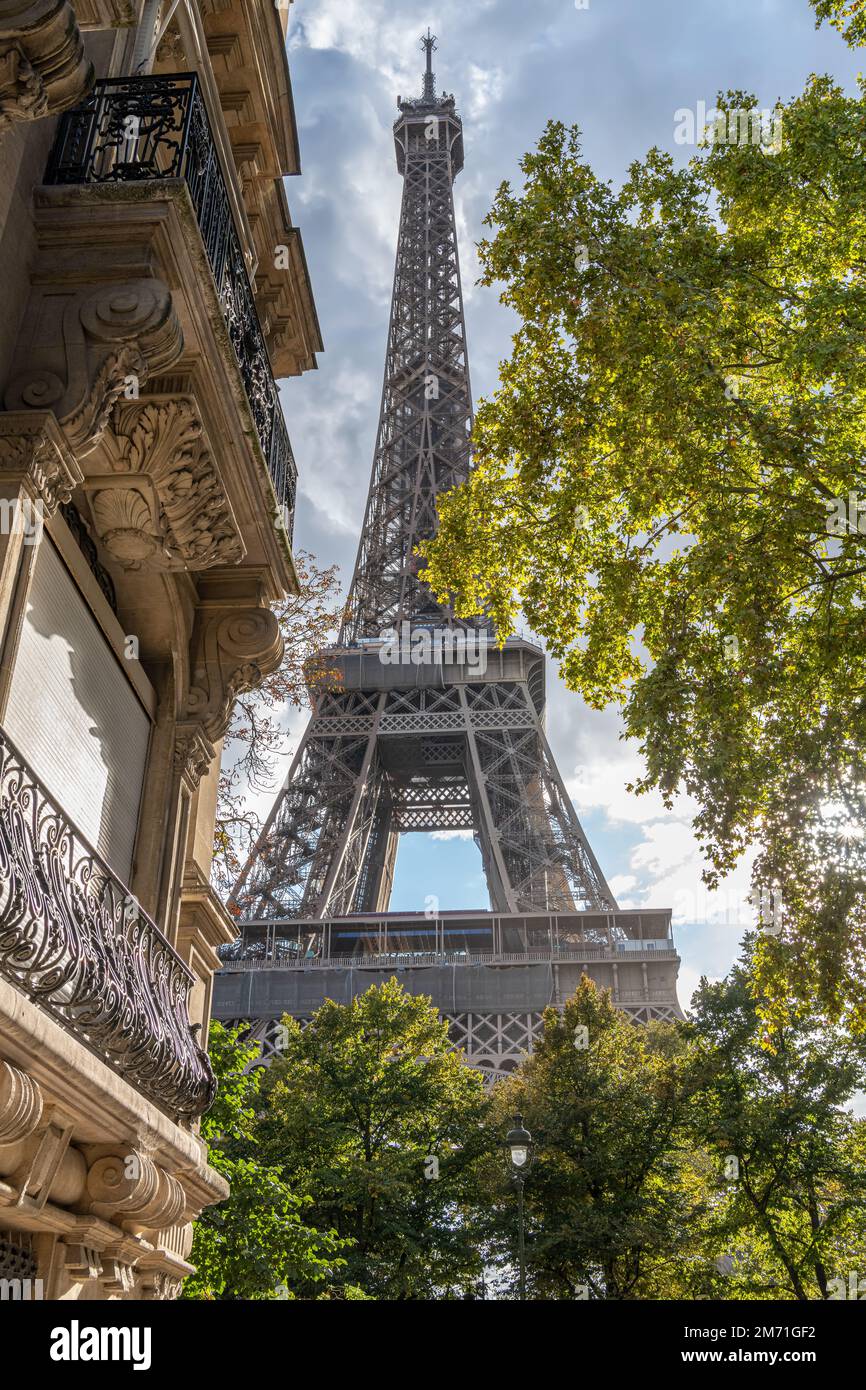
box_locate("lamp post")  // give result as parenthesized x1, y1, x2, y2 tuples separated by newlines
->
(505, 1113, 533, 1300)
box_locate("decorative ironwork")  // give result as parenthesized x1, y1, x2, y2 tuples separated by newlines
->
(59, 501, 117, 613)
(0, 1234, 38, 1283)
(0, 725, 215, 1119)
(45, 74, 297, 538)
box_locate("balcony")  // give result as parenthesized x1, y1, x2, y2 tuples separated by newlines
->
(44, 73, 297, 539)
(0, 725, 215, 1119)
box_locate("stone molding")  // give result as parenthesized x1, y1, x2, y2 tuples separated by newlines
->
(86, 1149, 187, 1231)
(60, 1240, 186, 1300)
(98, 1254, 137, 1295)
(63, 1240, 101, 1283)
(0, 1063, 215, 1228)
(0, 976, 228, 1216)
(136, 1264, 183, 1300)
(0, 1057, 210, 1298)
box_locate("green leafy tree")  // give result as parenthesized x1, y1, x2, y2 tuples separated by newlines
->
(813, 0, 866, 46)
(256, 981, 490, 1299)
(687, 940, 866, 1300)
(183, 1023, 359, 1300)
(480, 978, 704, 1299)
(424, 17, 866, 1025)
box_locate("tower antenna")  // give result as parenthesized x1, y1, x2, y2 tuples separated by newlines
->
(421, 28, 437, 101)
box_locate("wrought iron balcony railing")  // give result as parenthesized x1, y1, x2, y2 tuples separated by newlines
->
(0, 726, 215, 1119)
(45, 73, 297, 541)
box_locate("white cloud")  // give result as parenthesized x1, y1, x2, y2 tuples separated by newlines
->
(289, 362, 383, 536)
(465, 63, 504, 119)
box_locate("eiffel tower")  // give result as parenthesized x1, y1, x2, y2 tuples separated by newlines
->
(213, 34, 683, 1075)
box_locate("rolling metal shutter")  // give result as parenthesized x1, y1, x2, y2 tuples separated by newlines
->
(4, 537, 151, 883)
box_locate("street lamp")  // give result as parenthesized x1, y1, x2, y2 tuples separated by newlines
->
(505, 1113, 533, 1300)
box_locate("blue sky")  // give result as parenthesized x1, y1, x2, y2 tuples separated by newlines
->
(269, 0, 863, 1011)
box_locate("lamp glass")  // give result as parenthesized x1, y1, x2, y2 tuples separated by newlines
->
(510, 1144, 529, 1168)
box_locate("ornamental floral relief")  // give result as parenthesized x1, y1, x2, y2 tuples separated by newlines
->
(85, 397, 245, 571)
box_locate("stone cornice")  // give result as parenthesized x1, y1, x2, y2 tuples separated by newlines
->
(200, 0, 299, 179)
(0, 975, 227, 1215)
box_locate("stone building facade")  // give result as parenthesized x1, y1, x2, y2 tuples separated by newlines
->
(0, 0, 320, 1298)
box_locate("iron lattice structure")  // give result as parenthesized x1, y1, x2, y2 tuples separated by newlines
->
(340, 36, 477, 644)
(216, 37, 682, 1075)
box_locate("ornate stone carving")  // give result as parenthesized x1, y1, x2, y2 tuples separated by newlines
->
(0, 44, 45, 125)
(63, 1241, 101, 1282)
(0, 1059, 42, 1144)
(154, 24, 185, 65)
(86, 1151, 186, 1231)
(4, 279, 183, 458)
(98, 1256, 137, 1295)
(137, 1267, 182, 1300)
(186, 605, 283, 740)
(86, 398, 245, 570)
(173, 723, 216, 790)
(90, 484, 156, 564)
(0, 1, 92, 138)
(0, 410, 83, 512)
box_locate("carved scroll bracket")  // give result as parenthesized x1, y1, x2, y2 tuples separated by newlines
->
(4, 278, 183, 459)
(0, 1058, 43, 1144)
(86, 1150, 186, 1232)
(186, 602, 283, 742)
